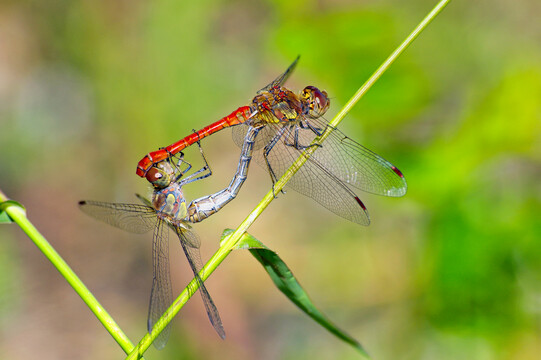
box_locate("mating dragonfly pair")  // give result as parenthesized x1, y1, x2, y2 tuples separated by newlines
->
(80, 57, 407, 349)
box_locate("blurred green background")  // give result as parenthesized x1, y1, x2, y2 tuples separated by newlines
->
(0, 0, 540, 359)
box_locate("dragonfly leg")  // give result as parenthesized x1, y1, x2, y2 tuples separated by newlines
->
(303, 119, 325, 136)
(281, 124, 321, 151)
(171, 151, 193, 183)
(294, 124, 322, 150)
(179, 134, 213, 186)
(281, 123, 296, 147)
(263, 126, 289, 197)
(194, 132, 213, 178)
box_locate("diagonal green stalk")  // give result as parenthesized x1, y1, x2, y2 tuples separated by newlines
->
(0, 190, 142, 357)
(126, 0, 451, 357)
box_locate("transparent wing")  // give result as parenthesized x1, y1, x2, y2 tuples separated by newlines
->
(148, 219, 173, 350)
(233, 119, 406, 198)
(135, 193, 154, 208)
(175, 227, 225, 339)
(258, 56, 300, 93)
(268, 124, 371, 225)
(231, 123, 370, 225)
(307, 118, 407, 197)
(230, 116, 407, 224)
(166, 222, 200, 249)
(232, 117, 277, 151)
(78, 200, 157, 234)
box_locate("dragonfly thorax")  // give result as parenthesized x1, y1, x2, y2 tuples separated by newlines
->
(153, 182, 188, 221)
(251, 87, 303, 125)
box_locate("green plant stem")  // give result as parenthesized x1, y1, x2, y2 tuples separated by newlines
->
(126, 0, 451, 357)
(0, 190, 140, 357)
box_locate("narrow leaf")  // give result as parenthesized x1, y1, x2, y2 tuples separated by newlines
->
(224, 229, 370, 358)
(223, 228, 265, 249)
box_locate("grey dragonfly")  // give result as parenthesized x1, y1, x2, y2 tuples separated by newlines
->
(80, 126, 261, 349)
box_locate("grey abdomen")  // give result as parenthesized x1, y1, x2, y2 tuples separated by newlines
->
(187, 125, 260, 223)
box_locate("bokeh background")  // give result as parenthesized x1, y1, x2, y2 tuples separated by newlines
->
(1, 0, 540, 359)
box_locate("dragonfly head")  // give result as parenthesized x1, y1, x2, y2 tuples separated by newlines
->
(145, 161, 175, 189)
(302, 86, 330, 118)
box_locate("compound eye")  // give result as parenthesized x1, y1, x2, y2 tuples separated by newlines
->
(145, 167, 162, 182)
(146, 167, 170, 188)
(303, 86, 330, 117)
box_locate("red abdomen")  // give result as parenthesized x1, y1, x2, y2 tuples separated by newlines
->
(136, 106, 252, 177)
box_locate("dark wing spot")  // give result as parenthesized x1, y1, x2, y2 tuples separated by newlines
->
(354, 196, 367, 211)
(392, 166, 404, 178)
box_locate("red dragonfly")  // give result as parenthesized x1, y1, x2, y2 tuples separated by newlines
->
(81, 126, 260, 349)
(137, 58, 407, 225)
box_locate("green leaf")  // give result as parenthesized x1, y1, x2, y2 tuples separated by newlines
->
(224, 229, 370, 358)
(0, 200, 26, 224)
(0, 211, 11, 223)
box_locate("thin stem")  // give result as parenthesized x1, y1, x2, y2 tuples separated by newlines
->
(127, 0, 451, 357)
(0, 190, 140, 357)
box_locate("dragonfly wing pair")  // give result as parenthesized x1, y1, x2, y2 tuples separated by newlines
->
(78, 200, 223, 349)
(232, 119, 407, 225)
